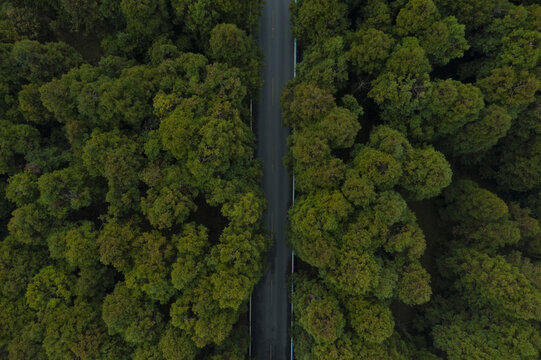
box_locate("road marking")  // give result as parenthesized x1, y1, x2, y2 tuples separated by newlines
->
(270, 279, 273, 305)
(270, 344, 273, 359)
(272, 149, 275, 172)
(272, 11, 275, 38)
(271, 77, 275, 105)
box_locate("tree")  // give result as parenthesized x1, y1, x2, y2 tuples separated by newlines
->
(301, 296, 345, 344)
(443, 104, 512, 155)
(397, 261, 432, 305)
(10, 40, 82, 83)
(209, 225, 265, 310)
(208, 23, 261, 93)
(170, 0, 262, 43)
(117, 0, 171, 54)
(37, 166, 94, 219)
(323, 249, 382, 296)
(209, 24, 258, 68)
(5, 171, 39, 207)
(440, 180, 522, 250)
(447, 249, 541, 321)
(0, 236, 48, 299)
(347, 28, 394, 76)
(102, 282, 165, 344)
(82, 129, 143, 215)
(125, 231, 176, 304)
(0, 3, 42, 42)
(18, 83, 54, 124)
(429, 79, 485, 137)
(97, 218, 141, 273)
(500, 29, 541, 70)
(281, 82, 335, 129)
(496, 135, 541, 191)
(420, 16, 469, 66)
(341, 171, 376, 209)
(292, 275, 345, 344)
(171, 223, 210, 292)
(352, 147, 403, 191)
(395, 0, 441, 37)
(291, 0, 348, 45)
(8, 203, 50, 245)
(41, 301, 131, 360)
(221, 191, 266, 228)
(433, 308, 541, 360)
(158, 325, 199, 360)
(346, 297, 394, 344)
(25, 265, 73, 313)
(141, 186, 196, 230)
(297, 36, 348, 92)
(400, 146, 452, 200)
(64, 221, 99, 268)
(0, 121, 40, 175)
(385, 37, 432, 79)
(289, 190, 352, 268)
(477, 66, 540, 110)
(434, 0, 511, 30)
(315, 107, 360, 149)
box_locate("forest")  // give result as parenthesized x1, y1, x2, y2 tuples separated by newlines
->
(0, 1, 267, 359)
(0, 0, 540, 359)
(286, 0, 541, 359)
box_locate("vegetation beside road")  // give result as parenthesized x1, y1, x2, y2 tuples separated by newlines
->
(0, 1, 266, 359)
(286, 0, 541, 359)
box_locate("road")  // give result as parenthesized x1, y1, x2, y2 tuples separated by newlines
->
(251, 0, 294, 358)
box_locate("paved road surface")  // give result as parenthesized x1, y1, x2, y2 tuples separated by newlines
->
(251, 0, 294, 358)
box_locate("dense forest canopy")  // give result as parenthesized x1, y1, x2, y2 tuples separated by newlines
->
(0, 0, 540, 359)
(0, 1, 267, 359)
(286, 0, 541, 359)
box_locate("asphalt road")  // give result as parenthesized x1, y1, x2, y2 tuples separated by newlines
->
(251, 0, 294, 359)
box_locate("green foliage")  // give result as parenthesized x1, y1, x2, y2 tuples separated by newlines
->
(433, 308, 541, 360)
(292, 275, 346, 344)
(125, 231, 176, 304)
(102, 283, 165, 344)
(158, 325, 198, 360)
(25, 266, 73, 312)
(5, 171, 39, 207)
(298, 36, 348, 92)
(400, 146, 452, 200)
(353, 147, 403, 190)
(395, 0, 441, 37)
(447, 249, 541, 321)
(346, 297, 394, 344)
(290, 190, 352, 268)
(291, 0, 348, 44)
(429, 79, 485, 136)
(10, 40, 82, 83)
(477, 66, 540, 110)
(8, 203, 50, 245)
(288, 0, 541, 359)
(208, 23, 262, 93)
(37, 166, 94, 218)
(281, 82, 336, 129)
(0, 2, 266, 357)
(64, 221, 99, 268)
(83, 129, 143, 215)
(346, 28, 394, 76)
(141, 186, 196, 230)
(420, 16, 469, 66)
(443, 104, 512, 155)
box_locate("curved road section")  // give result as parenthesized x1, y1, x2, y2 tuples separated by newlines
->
(252, 0, 294, 359)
